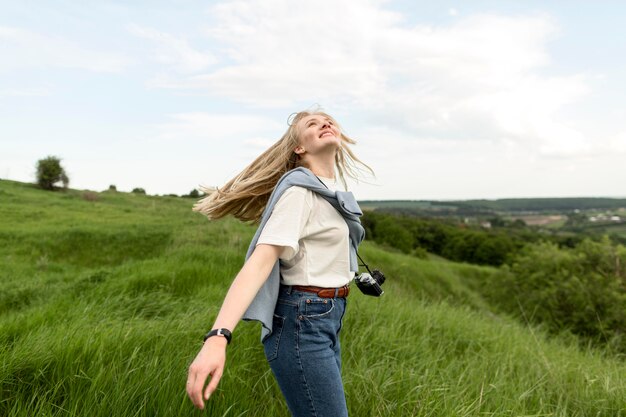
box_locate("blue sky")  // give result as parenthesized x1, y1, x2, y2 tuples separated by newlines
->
(1, 0, 625, 200)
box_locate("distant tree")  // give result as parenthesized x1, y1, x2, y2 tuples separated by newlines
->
(108, 185, 117, 192)
(36, 156, 69, 190)
(373, 217, 413, 253)
(188, 189, 200, 198)
(511, 219, 527, 228)
(409, 220, 449, 254)
(473, 235, 514, 265)
(566, 212, 587, 227)
(489, 216, 506, 228)
(132, 188, 146, 194)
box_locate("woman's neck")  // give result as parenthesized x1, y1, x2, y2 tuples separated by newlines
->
(306, 161, 335, 180)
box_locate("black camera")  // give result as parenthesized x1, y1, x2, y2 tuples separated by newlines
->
(354, 269, 386, 297)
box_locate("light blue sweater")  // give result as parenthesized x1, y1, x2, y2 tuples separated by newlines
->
(241, 167, 365, 341)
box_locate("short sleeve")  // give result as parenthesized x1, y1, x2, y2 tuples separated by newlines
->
(256, 186, 312, 261)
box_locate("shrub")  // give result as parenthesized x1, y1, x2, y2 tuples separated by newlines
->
(412, 246, 429, 259)
(108, 185, 117, 192)
(82, 191, 99, 202)
(489, 237, 626, 352)
(132, 188, 146, 195)
(36, 156, 69, 190)
(182, 189, 205, 198)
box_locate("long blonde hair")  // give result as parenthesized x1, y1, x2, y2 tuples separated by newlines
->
(193, 110, 374, 223)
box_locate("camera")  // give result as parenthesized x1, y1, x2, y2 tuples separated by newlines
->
(354, 269, 386, 297)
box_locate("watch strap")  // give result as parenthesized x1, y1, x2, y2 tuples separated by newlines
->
(203, 328, 232, 344)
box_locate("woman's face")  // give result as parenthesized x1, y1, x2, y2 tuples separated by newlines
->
(294, 114, 342, 158)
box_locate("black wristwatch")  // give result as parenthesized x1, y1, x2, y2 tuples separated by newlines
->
(203, 328, 232, 344)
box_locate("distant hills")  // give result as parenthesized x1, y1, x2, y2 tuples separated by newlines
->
(360, 197, 626, 213)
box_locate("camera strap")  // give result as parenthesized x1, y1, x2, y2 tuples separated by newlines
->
(356, 251, 374, 275)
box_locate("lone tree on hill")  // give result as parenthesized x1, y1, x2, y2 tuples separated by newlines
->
(36, 156, 69, 191)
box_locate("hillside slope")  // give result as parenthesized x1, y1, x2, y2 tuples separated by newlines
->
(1, 180, 624, 416)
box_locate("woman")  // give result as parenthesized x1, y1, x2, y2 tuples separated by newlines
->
(186, 109, 373, 416)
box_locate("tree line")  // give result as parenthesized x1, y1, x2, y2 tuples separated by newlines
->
(362, 210, 562, 266)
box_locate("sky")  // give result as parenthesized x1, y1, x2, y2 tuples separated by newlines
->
(1, 0, 625, 200)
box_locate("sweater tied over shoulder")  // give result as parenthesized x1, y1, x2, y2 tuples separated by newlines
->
(241, 167, 365, 342)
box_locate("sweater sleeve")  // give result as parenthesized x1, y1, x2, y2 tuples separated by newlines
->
(256, 186, 312, 261)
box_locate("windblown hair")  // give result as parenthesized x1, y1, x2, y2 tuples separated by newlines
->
(193, 110, 374, 224)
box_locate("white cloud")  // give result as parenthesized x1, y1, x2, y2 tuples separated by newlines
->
(608, 131, 626, 153)
(127, 24, 216, 73)
(0, 86, 52, 97)
(140, 1, 592, 160)
(243, 137, 277, 149)
(0, 26, 130, 73)
(154, 112, 284, 141)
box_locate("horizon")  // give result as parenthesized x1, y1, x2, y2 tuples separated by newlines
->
(3, 177, 625, 202)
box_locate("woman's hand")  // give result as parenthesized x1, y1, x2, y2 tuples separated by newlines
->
(186, 336, 229, 410)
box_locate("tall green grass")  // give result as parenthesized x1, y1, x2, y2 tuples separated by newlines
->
(1, 179, 625, 416)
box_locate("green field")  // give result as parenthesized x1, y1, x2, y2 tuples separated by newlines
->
(583, 222, 626, 238)
(1, 180, 625, 416)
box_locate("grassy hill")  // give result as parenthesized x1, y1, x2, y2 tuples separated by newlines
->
(1, 179, 625, 416)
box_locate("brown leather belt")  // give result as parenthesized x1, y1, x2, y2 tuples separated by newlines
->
(291, 284, 350, 298)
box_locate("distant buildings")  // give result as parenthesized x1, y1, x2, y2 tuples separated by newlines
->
(589, 214, 622, 222)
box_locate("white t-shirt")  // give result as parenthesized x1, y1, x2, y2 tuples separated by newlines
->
(256, 176, 355, 288)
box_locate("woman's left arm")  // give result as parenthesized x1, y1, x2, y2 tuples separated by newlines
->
(186, 243, 282, 409)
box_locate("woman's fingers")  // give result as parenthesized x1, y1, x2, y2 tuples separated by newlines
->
(188, 369, 208, 409)
(205, 367, 223, 400)
(187, 338, 228, 409)
(187, 363, 215, 409)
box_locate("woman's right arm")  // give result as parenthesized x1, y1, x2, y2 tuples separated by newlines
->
(186, 243, 283, 410)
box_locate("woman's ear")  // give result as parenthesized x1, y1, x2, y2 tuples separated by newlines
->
(294, 146, 305, 155)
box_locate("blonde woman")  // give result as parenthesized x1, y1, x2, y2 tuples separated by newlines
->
(186, 110, 373, 416)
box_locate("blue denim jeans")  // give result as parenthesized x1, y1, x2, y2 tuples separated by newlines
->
(263, 285, 348, 417)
